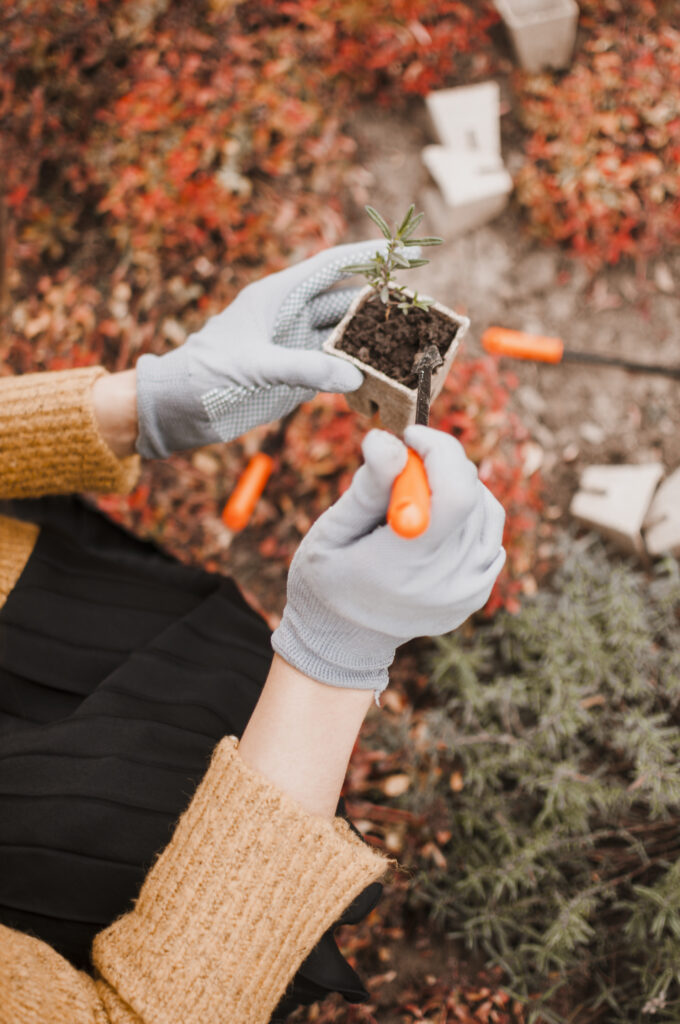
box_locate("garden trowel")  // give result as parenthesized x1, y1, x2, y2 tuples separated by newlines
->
(387, 344, 443, 539)
(221, 411, 295, 532)
(482, 326, 680, 379)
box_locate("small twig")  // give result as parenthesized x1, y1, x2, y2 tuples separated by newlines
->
(449, 731, 520, 747)
(414, 345, 443, 425)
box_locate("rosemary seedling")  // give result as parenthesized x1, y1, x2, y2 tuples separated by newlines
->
(343, 204, 443, 315)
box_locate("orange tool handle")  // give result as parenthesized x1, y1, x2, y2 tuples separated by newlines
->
(482, 326, 564, 364)
(222, 452, 275, 532)
(387, 448, 431, 539)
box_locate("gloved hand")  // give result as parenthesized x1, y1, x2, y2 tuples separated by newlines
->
(271, 426, 506, 699)
(135, 241, 388, 459)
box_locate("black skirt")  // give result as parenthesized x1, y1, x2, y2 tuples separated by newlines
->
(0, 497, 380, 1020)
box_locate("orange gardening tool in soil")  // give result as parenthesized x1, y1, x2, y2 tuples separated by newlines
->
(222, 412, 296, 532)
(387, 344, 443, 539)
(224, 346, 443, 539)
(482, 326, 680, 379)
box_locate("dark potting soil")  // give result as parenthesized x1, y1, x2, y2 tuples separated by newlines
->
(336, 293, 458, 389)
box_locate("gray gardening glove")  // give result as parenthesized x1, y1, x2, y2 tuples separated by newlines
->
(272, 426, 506, 699)
(135, 241, 387, 459)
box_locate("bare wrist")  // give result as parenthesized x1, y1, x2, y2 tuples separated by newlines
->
(92, 369, 139, 459)
(238, 655, 373, 818)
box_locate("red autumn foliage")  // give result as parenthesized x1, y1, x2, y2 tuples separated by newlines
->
(2, 0, 534, 618)
(1, 0, 500, 280)
(514, 0, 680, 268)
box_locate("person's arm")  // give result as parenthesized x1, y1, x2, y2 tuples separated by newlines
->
(0, 368, 141, 608)
(0, 421, 506, 1024)
(0, 657, 386, 1024)
(239, 653, 373, 818)
(0, 367, 140, 498)
(91, 368, 138, 459)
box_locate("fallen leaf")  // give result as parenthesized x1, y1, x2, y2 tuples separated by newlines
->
(421, 842, 447, 869)
(449, 771, 464, 792)
(381, 773, 411, 797)
(654, 262, 675, 293)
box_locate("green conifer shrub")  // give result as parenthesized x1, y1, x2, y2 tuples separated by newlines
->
(382, 539, 680, 1023)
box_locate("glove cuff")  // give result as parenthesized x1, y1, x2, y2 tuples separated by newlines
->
(271, 577, 397, 697)
(136, 348, 192, 460)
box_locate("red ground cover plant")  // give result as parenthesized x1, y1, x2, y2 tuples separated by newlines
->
(2, 0, 527, 612)
(262, 0, 501, 100)
(513, 0, 680, 268)
(1, 0, 500, 347)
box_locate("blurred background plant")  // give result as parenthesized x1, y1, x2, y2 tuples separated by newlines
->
(514, 0, 680, 270)
(354, 540, 680, 1023)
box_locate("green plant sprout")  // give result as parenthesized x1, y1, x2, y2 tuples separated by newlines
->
(343, 204, 443, 315)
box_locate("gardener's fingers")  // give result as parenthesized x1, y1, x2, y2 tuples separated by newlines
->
(267, 345, 364, 394)
(459, 541, 506, 615)
(403, 425, 480, 538)
(270, 240, 423, 342)
(306, 287, 360, 331)
(318, 429, 408, 545)
(269, 240, 389, 319)
(297, 243, 421, 321)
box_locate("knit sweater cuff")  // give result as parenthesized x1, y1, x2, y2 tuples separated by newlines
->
(93, 736, 390, 1024)
(0, 368, 140, 498)
(0, 516, 39, 606)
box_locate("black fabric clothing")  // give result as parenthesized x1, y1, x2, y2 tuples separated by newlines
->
(0, 497, 380, 1018)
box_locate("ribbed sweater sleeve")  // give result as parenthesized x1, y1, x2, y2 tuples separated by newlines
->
(0, 368, 140, 499)
(0, 737, 389, 1024)
(0, 515, 39, 607)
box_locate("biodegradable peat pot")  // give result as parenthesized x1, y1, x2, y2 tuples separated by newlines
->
(494, 0, 579, 73)
(421, 147, 514, 236)
(323, 286, 470, 434)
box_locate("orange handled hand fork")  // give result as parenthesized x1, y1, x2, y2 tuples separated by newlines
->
(222, 452, 275, 532)
(482, 326, 564, 363)
(482, 326, 680, 379)
(222, 411, 296, 532)
(387, 344, 443, 539)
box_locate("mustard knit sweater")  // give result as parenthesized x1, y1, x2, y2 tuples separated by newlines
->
(0, 367, 388, 1024)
